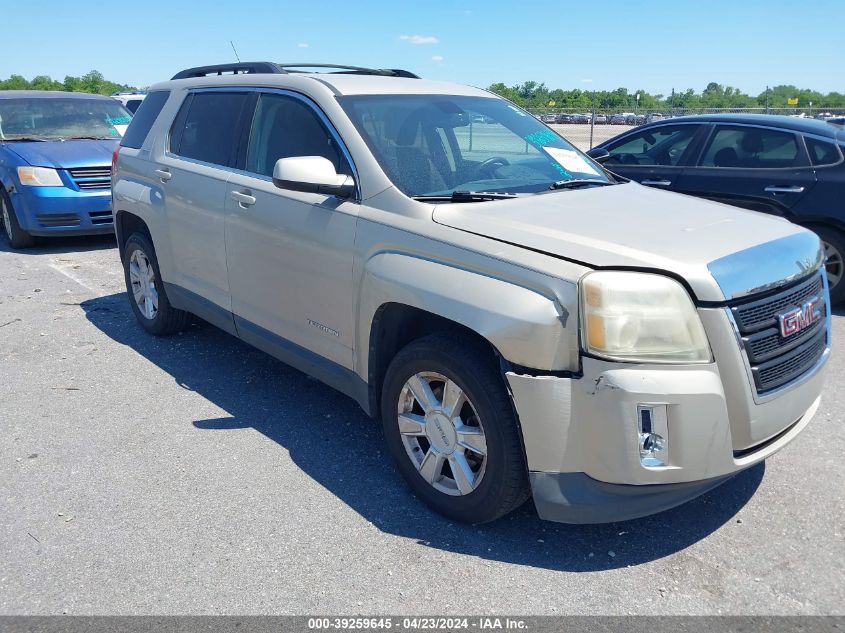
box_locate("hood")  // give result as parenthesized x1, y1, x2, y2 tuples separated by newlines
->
(433, 182, 821, 302)
(6, 139, 119, 169)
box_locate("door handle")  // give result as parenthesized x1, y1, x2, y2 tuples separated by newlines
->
(154, 169, 172, 183)
(641, 179, 672, 186)
(765, 185, 805, 194)
(230, 190, 256, 207)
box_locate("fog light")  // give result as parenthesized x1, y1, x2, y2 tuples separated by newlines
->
(637, 405, 669, 467)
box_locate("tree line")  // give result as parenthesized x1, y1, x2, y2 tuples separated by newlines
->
(1, 71, 842, 112)
(0, 70, 139, 96)
(487, 81, 845, 112)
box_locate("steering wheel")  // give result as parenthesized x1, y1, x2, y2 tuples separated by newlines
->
(475, 156, 510, 176)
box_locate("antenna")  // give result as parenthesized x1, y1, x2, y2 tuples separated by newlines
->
(229, 41, 241, 63)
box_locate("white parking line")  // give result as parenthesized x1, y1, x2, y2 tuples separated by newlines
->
(48, 262, 108, 297)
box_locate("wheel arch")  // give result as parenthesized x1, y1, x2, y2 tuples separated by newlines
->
(358, 252, 578, 415)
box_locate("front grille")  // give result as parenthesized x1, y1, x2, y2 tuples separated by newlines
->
(67, 166, 111, 190)
(730, 272, 828, 395)
(36, 213, 81, 228)
(88, 210, 113, 226)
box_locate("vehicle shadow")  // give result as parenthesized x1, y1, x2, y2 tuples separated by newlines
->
(0, 233, 116, 255)
(81, 292, 763, 572)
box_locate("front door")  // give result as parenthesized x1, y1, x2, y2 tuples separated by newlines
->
(225, 91, 359, 375)
(601, 123, 705, 191)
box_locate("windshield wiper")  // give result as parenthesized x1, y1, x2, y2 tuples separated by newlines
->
(64, 136, 116, 140)
(412, 190, 520, 203)
(549, 179, 617, 190)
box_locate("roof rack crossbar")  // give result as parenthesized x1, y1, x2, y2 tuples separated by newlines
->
(171, 62, 419, 81)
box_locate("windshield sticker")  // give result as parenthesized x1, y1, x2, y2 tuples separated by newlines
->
(524, 129, 558, 147)
(544, 147, 601, 176)
(106, 116, 132, 126)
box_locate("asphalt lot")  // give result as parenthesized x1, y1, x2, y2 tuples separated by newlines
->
(0, 234, 843, 615)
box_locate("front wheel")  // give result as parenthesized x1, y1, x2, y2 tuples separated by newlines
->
(122, 232, 190, 335)
(811, 225, 845, 304)
(380, 334, 530, 523)
(1, 192, 35, 249)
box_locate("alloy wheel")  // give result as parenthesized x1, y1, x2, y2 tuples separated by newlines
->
(397, 371, 487, 496)
(128, 249, 159, 320)
(823, 239, 843, 292)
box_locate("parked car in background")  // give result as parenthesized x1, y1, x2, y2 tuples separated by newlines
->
(646, 112, 664, 123)
(591, 113, 845, 301)
(0, 91, 131, 247)
(540, 113, 557, 124)
(593, 113, 607, 124)
(112, 92, 146, 114)
(113, 61, 828, 525)
(554, 113, 574, 124)
(573, 113, 590, 124)
(610, 114, 626, 125)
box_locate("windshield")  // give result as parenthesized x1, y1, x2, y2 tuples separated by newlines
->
(339, 94, 610, 197)
(0, 97, 132, 140)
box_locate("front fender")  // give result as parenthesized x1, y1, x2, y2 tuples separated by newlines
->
(357, 252, 578, 375)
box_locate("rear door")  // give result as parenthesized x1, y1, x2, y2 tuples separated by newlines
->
(673, 123, 816, 218)
(156, 90, 254, 312)
(601, 123, 706, 191)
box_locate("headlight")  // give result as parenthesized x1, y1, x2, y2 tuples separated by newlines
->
(17, 166, 63, 187)
(580, 271, 711, 364)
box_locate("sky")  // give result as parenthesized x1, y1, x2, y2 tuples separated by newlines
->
(1, 0, 843, 95)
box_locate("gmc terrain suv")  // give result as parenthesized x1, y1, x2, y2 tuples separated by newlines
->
(112, 63, 830, 524)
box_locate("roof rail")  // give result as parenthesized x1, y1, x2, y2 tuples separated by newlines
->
(170, 62, 420, 81)
(171, 62, 283, 80)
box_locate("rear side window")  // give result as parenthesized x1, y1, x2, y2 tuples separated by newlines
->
(120, 91, 169, 149)
(170, 91, 250, 167)
(700, 126, 800, 168)
(805, 137, 842, 166)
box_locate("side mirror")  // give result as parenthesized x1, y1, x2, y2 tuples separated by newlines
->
(272, 156, 356, 198)
(586, 147, 611, 164)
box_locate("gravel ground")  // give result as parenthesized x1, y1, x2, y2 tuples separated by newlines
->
(0, 234, 843, 615)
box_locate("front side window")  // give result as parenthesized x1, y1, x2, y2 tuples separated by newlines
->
(805, 137, 842, 166)
(245, 93, 349, 177)
(605, 125, 700, 167)
(340, 94, 609, 197)
(700, 126, 800, 168)
(0, 97, 132, 140)
(170, 91, 250, 167)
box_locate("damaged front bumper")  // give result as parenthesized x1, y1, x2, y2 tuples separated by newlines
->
(505, 344, 825, 523)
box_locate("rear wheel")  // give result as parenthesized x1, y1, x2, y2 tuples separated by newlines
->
(380, 334, 530, 523)
(122, 232, 190, 335)
(1, 192, 35, 249)
(811, 225, 845, 304)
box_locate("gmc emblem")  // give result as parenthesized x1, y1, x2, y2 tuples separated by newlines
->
(778, 296, 824, 338)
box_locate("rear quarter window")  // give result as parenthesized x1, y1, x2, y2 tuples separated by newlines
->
(805, 137, 842, 166)
(120, 91, 170, 149)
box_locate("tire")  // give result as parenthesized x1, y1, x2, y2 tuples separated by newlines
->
(810, 225, 845, 305)
(122, 232, 191, 335)
(380, 333, 530, 523)
(1, 191, 36, 249)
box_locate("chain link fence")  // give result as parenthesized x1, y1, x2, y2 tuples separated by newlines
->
(528, 107, 844, 151)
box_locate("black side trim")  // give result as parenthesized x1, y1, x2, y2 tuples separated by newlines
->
(233, 316, 370, 414)
(164, 283, 237, 335)
(163, 282, 372, 414)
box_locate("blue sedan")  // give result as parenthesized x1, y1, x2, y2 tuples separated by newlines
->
(0, 91, 132, 247)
